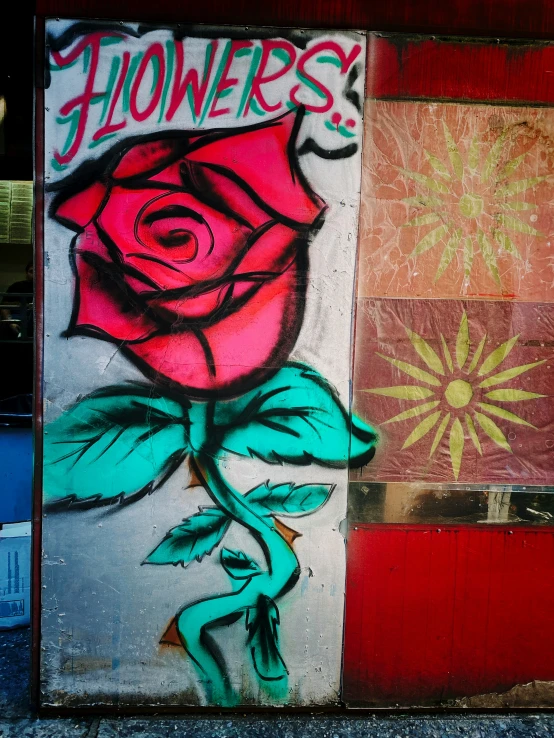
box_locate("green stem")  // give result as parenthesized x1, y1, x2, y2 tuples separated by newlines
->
(175, 451, 299, 705)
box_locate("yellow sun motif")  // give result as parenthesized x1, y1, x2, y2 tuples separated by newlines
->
(400, 122, 547, 286)
(365, 312, 547, 480)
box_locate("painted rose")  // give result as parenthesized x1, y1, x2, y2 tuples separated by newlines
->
(52, 109, 325, 397)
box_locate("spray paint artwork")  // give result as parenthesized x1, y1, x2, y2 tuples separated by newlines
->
(41, 21, 370, 706)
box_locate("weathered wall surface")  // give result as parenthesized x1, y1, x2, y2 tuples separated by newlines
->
(40, 20, 370, 708)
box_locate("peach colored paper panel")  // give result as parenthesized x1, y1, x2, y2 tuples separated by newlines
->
(360, 100, 554, 301)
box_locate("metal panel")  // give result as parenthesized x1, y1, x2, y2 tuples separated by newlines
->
(38, 19, 368, 709)
(343, 525, 554, 707)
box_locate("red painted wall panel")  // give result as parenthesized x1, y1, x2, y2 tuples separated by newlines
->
(343, 525, 554, 706)
(367, 35, 554, 103)
(36, 0, 554, 40)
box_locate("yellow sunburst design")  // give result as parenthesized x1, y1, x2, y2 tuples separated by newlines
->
(365, 312, 547, 480)
(400, 122, 547, 285)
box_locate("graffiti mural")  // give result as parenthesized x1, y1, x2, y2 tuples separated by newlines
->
(41, 21, 370, 707)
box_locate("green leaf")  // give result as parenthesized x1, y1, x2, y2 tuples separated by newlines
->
(467, 334, 487, 374)
(410, 224, 450, 258)
(493, 229, 522, 260)
(397, 167, 449, 194)
(477, 402, 536, 429)
(477, 229, 501, 286)
(440, 335, 454, 373)
(403, 212, 442, 228)
(478, 360, 546, 388)
(376, 354, 442, 387)
(474, 411, 512, 452)
(463, 236, 474, 280)
(465, 413, 482, 456)
(363, 386, 435, 400)
(350, 415, 379, 464)
(383, 401, 440, 425)
(501, 153, 527, 177)
(44, 384, 189, 507)
(402, 410, 442, 450)
(455, 312, 470, 370)
(246, 595, 288, 681)
(435, 228, 462, 282)
(443, 122, 464, 179)
(468, 135, 480, 172)
(485, 389, 546, 402)
(449, 417, 465, 481)
(499, 201, 536, 212)
(425, 149, 451, 179)
(478, 335, 519, 376)
(221, 548, 263, 579)
(496, 213, 543, 237)
(246, 481, 334, 517)
(144, 507, 230, 566)
(405, 327, 445, 375)
(213, 363, 376, 468)
(500, 153, 525, 178)
(429, 412, 450, 457)
(496, 176, 547, 198)
(482, 130, 506, 183)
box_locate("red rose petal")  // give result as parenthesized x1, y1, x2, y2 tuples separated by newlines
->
(187, 110, 325, 226)
(180, 160, 270, 229)
(127, 262, 302, 396)
(234, 222, 299, 276)
(148, 159, 189, 189)
(54, 182, 107, 230)
(112, 138, 185, 180)
(146, 222, 299, 322)
(73, 227, 158, 343)
(98, 188, 251, 290)
(148, 283, 230, 322)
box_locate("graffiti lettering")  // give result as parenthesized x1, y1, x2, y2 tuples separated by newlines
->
(51, 32, 362, 168)
(166, 40, 218, 122)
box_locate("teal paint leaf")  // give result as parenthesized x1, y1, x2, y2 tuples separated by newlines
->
(144, 507, 230, 567)
(246, 481, 335, 517)
(350, 415, 378, 466)
(213, 363, 377, 468)
(44, 384, 189, 508)
(220, 548, 263, 579)
(246, 595, 288, 681)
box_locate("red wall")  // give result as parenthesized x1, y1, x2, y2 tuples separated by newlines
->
(36, 0, 554, 39)
(343, 525, 554, 706)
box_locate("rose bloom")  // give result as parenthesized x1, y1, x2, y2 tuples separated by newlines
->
(52, 110, 326, 398)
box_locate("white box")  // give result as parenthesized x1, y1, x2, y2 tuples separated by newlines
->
(0, 521, 31, 629)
